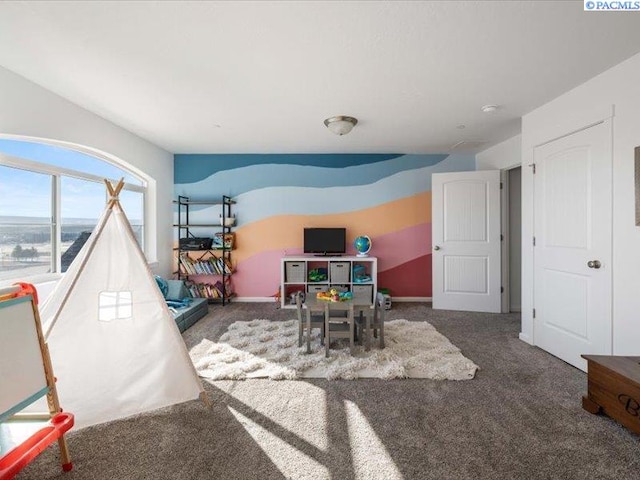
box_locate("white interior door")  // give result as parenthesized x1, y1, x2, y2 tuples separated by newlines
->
(432, 170, 501, 313)
(533, 120, 612, 371)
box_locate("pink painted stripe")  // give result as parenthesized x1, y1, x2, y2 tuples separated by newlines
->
(374, 223, 431, 272)
(231, 223, 431, 297)
(233, 249, 302, 297)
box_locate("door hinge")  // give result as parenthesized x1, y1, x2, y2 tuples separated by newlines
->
(529, 163, 536, 174)
(500, 182, 503, 190)
(500, 234, 504, 241)
(501, 286, 504, 293)
(533, 308, 536, 319)
(532, 236, 536, 246)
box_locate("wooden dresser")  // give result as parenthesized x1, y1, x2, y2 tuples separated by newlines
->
(582, 355, 640, 436)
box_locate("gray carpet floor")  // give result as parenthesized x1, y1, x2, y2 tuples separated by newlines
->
(15, 302, 640, 480)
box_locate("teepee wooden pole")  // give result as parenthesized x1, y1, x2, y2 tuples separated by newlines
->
(200, 391, 212, 408)
(43, 207, 113, 337)
(104, 179, 115, 197)
(105, 178, 124, 209)
(44, 180, 120, 337)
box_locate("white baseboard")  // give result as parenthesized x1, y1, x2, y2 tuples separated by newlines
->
(233, 296, 433, 303)
(519, 332, 533, 345)
(235, 297, 274, 302)
(393, 297, 432, 302)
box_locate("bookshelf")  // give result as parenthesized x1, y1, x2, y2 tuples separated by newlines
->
(173, 195, 235, 305)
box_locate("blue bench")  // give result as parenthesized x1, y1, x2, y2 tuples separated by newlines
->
(161, 279, 209, 333)
(171, 297, 209, 333)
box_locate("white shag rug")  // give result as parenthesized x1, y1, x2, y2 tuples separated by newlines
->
(190, 319, 478, 381)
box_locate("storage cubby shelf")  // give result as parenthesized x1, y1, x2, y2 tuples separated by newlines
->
(280, 256, 377, 309)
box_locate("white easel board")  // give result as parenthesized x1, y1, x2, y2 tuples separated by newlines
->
(0, 295, 49, 423)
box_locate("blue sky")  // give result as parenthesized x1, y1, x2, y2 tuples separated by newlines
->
(0, 140, 142, 220)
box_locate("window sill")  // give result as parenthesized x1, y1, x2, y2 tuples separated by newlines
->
(0, 260, 160, 288)
(0, 273, 62, 288)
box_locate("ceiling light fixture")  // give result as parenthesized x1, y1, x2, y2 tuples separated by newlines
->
(324, 116, 358, 135)
(481, 104, 499, 113)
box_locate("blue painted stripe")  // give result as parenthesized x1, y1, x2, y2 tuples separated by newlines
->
(174, 154, 449, 199)
(181, 154, 475, 226)
(0, 294, 32, 309)
(0, 386, 50, 423)
(174, 154, 404, 184)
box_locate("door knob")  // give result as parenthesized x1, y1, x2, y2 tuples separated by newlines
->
(587, 260, 601, 269)
(434, 245, 441, 251)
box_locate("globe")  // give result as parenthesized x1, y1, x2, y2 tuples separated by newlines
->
(354, 235, 372, 257)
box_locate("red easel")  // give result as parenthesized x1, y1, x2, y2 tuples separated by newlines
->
(0, 283, 74, 480)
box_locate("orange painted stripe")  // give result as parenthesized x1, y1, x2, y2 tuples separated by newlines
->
(233, 191, 431, 264)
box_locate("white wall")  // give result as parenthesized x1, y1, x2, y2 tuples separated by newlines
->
(477, 135, 522, 314)
(508, 167, 521, 311)
(476, 135, 522, 171)
(521, 52, 640, 355)
(0, 66, 174, 278)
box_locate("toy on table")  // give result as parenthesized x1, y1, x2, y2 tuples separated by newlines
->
(317, 288, 353, 302)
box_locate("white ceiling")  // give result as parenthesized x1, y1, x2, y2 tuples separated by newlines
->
(0, 1, 639, 154)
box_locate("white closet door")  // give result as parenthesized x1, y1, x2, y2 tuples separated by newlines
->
(533, 120, 612, 371)
(432, 170, 501, 313)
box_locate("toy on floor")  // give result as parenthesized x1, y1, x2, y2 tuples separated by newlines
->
(272, 287, 281, 309)
(378, 288, 392, 310)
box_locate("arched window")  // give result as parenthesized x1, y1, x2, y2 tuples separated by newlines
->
(0, 138, 146, 282)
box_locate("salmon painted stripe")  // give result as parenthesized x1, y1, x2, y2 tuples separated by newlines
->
(230, 192, 432, 264)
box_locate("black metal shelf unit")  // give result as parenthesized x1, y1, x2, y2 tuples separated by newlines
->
(174, 195, 235, 305)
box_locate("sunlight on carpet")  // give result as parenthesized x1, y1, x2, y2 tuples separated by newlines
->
(345, 400, 404, 479)
(226, 399, 403, 480)
(228, 406, 329, 480)
(216, 381, 329, 451)
(190, 319, 478, 380)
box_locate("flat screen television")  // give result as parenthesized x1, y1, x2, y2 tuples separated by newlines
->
(303, 228, 346, 255)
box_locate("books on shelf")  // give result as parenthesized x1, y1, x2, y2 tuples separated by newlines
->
(179, 254, 233, 276)
(213, 232, 235, 250)
(185, 279, 233, 299)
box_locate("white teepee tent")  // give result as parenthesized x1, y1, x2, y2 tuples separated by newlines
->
(40, 179, 204, 429)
